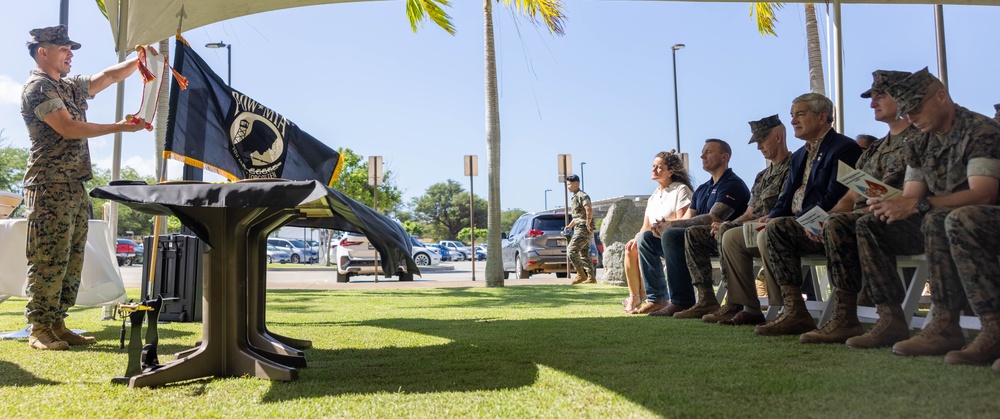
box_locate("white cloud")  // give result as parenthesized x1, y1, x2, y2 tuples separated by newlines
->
(0, 74, 21, 105)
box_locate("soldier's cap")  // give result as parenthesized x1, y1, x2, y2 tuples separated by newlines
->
(860, 70, 912, 99)
(565, 174, 580, 183)
(748, 114, 782, 144)
(26, 25, 81, 53)
(885, 67, 941, 117)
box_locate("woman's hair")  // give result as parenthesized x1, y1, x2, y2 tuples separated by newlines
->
(654, 151, 693, 191)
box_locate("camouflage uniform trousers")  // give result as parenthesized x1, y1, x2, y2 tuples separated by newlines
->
(762, 216, 825, 287)
(24, 182, 90, 325)
(945, 205, 1000, 315)
(568, 225, 595, 278)
(919, 209, 970, 310)
(854, 213, 923, 305)
(684, 224, 726, 288)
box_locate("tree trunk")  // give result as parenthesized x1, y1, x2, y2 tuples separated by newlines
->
(804, 3, 825, 95)
(484, 0, 504, 287)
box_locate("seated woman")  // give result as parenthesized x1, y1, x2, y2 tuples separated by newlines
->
(623, 151, 693, 313)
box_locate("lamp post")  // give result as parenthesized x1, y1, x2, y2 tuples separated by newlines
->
(205, 41, 231, 86)
(580, 162, 586, 191)
(544, 189, 552, 211)
(671, 43, 685, 154)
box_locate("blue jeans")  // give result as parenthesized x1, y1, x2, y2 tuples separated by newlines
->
(638, 227, 696, 305)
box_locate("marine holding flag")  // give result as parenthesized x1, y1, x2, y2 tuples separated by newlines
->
(21, 25, 147, 350)
(165, 39, 343, 184)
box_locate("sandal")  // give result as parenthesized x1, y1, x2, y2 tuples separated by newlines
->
(622, 294, 642, 313)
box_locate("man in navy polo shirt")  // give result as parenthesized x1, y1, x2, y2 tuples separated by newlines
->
(633, 139, 750, 316)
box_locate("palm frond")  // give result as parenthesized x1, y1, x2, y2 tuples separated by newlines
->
(501, 0, 567, 36)
(750, 2, 783, 37)
(406, 0, 456, 35)
(95, 0, 108, 20)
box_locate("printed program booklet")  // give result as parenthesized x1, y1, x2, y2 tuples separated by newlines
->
(742, 222, 766, 248)
(795, 206, 829, 236)
(836, 161, 901, 200)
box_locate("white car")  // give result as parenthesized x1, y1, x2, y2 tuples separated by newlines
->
(335, 233, 439, 282)
(439, 240, 473, 261)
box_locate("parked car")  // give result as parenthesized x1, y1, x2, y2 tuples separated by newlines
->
(474, 245, 487, 261)
(267, 237, 319, 264)
(424, 243, 455, 261)
(593, 233, 604, 268)
(335, 233, 438, 282)
(439, 240, 472, 261)
(500, 212, 598, 279)
(116, 238, 138, 266)
(266, 245, 291, 264)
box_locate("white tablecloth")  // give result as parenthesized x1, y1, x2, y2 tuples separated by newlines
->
(0, 219, 126, 306)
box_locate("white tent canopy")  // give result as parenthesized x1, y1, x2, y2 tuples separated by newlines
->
(106, 0, 378, 52)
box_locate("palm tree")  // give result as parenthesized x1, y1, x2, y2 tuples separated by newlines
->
(751, 2, 825, 95)
(409, 0, 565, 287)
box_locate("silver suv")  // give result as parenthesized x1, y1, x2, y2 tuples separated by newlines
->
(501, 212, 597, 279)
(335, 233, 439, 282)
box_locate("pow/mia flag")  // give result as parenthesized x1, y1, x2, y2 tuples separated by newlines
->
(165, 40, 343, 185)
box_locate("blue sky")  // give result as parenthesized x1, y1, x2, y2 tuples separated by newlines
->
(2, 1, 998, 213)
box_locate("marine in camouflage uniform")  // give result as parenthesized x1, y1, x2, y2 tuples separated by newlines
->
(866, 68, 1000, 362)
(20, 25, 143, 350)
(678, 114, 789, 323)
(565, 174, 596, 284)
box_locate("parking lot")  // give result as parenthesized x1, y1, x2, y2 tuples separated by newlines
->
(120, 260, 604, 290)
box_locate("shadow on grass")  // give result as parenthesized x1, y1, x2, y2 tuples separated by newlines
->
(0, 360, 59, 387)
(254, 286, 1000, 416)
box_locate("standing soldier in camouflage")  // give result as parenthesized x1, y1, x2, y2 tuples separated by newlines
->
(794, 70, 923, 345)
(755, 93, 863, 337)
(676, 115, 790, 322)
(565, 174, 596, 284)
(21, 25, 145, 350)
(867, 67, 1000, 358)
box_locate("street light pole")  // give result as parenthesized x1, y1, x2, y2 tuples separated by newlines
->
(580, 162, 586, 191)
(671, 43, 685, 154)
(205, 41, 231, 86)
(544, 189, 552, 211)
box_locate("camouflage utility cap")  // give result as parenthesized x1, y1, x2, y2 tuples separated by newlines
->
(885, 67, 940, 118)
(860, 70, 911, 99)
(748, 114, 781, 144)
(27, 25, 81, 53)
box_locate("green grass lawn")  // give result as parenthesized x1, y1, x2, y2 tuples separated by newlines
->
(1, 285, 998, 417)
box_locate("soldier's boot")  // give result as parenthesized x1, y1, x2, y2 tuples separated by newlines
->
(673, 284, 721, 319)
(754, 285, 816, 336)
(945, 312, 1000, 365)
(584, 271, 597, 284)
(893, 307, 965, 356)
(800, 289, 864, 344)
(846, 304, 911, 349)
(28, 323, 69, 351)
(52, 318, 97, 346)
(571, 270, 588, 285)
(702, 304, 742, 323)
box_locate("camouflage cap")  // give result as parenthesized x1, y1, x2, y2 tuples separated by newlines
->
(860, 70, 911, 99)
(885, 67, 940, 117)
(27, 25, 81, 53)
(748, 114, 782, 144)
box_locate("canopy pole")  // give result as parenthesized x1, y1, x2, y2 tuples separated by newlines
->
(934, 5, 949, 88)
(110, 0, 129, 237)
(832, 0, 844, 133)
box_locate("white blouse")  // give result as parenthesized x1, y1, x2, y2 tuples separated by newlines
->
(645, 181, 693, 225)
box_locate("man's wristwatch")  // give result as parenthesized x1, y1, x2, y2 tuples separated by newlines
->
(915, 198, 931, 216)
